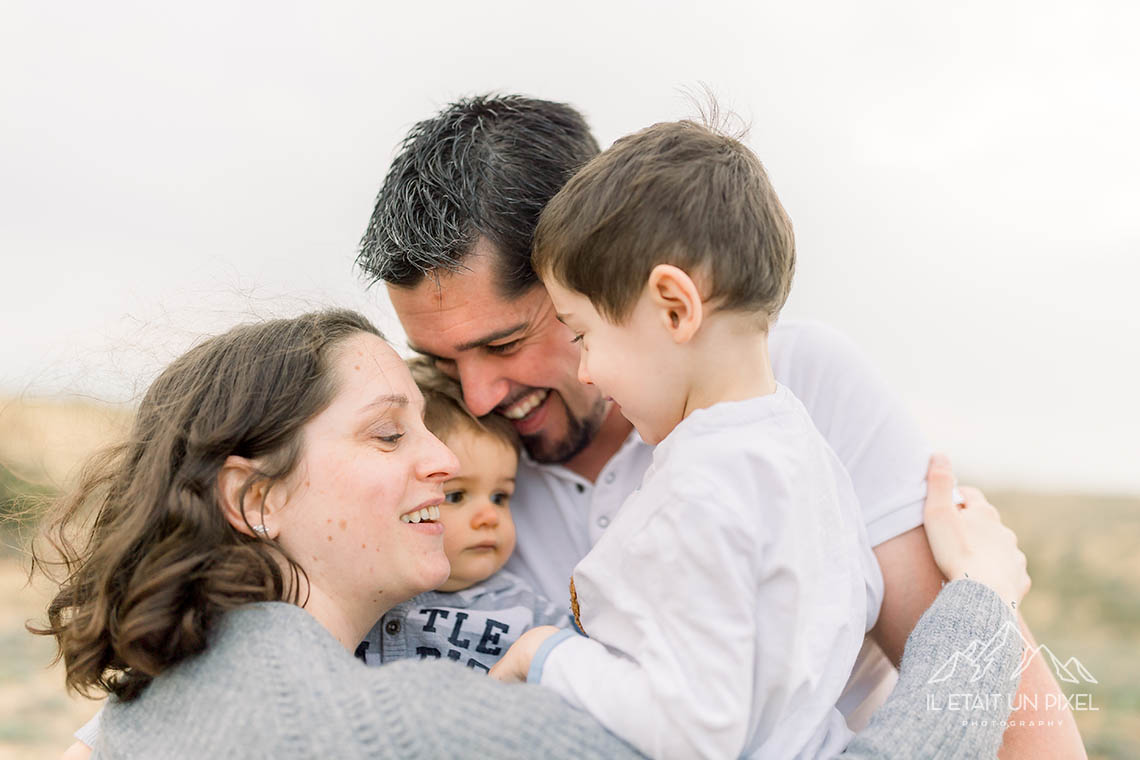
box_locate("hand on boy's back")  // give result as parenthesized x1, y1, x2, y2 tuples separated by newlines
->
(488, 625, 561, 683)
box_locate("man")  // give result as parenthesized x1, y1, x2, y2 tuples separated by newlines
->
(358, 94, 1084, 758)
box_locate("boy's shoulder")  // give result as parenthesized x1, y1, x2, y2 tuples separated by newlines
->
(652, 386, 829, 505)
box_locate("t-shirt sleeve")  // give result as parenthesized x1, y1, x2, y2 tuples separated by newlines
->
(771, 321, 932, 546)
(74, 707, 102, 748)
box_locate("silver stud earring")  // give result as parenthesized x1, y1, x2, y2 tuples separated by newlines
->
(253, 524, 269, 536)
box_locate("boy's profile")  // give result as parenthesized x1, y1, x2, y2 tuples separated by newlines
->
(489, 118, 882, 760)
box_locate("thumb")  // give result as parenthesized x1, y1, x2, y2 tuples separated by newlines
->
(924, 453, 957, 523)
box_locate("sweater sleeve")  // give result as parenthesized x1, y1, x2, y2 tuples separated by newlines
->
(838, 579, 1025, 759)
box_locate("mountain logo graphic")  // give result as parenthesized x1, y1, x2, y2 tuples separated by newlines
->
(927, 621, 1098, 685)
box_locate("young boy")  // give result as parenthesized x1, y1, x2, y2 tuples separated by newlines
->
(353, 358, 569, 672)
(488, 120, 884, 760)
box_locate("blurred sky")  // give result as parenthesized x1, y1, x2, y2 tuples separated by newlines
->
(2, 1, 1138, 494)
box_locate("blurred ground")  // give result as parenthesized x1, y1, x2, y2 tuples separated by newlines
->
(1, 396, 1136, 758)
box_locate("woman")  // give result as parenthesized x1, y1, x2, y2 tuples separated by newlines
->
(37, 309, 1029, 759)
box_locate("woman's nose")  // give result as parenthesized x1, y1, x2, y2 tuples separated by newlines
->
(420, 430, 459, 482)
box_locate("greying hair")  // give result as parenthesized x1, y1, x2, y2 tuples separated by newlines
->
(357, 94, 600, 298)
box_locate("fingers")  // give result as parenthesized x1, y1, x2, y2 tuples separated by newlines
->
(958, 485, 1001, 521)
(923, 453, 958, 523)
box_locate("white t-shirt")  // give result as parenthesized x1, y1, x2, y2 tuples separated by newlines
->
(531, 386, 882, 759)
(505, 320, 932, 730)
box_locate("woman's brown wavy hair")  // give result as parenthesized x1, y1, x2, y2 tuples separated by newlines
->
(28, 309, 380, 701)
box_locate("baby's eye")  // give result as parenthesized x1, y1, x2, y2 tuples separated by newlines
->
(491, 491, 511, 506)
(569, 334, 583, 345)
(444, 491, 465, 504)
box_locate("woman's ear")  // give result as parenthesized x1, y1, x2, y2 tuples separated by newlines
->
(218, 455, 280, 539)
(647, 264, 703, 344)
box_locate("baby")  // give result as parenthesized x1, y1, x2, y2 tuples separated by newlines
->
(353, 358, 568, 671)
(489, 119, 884, 760)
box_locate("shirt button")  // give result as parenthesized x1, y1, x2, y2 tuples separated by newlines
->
(597, 515, 610, 528)
(603, 472, 616, 484)
(576, 483, 586, 493)
(385, 620, 401, 635)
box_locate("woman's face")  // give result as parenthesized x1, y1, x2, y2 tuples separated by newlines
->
(273, 332, 458, 618)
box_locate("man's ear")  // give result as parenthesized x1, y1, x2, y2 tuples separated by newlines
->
(647, 264, 703, 344)
(218, 455, 282, 539)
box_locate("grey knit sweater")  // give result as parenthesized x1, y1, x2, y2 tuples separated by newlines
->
(91, 579, 1023, 759)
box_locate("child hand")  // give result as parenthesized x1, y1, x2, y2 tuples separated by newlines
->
(922, 453, 1031, 609)
(488, 626, 562, 683)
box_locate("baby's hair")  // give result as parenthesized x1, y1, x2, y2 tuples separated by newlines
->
(407, 357, 520, 454)
(533, 110, 794, 327)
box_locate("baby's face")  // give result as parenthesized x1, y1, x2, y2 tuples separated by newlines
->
(435, 428, 519, 592)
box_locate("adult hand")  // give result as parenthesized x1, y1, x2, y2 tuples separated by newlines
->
(488, 625, 561, 683)
(922, 454, 1031, 609)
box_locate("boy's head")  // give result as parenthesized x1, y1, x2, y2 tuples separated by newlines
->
(531, 119, 795, 443)
(409, 358, 520, 592)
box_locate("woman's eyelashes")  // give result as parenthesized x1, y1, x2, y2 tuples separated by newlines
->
(370, 424, 405, 447)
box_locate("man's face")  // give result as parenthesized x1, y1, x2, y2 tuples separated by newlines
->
(387, 239, 609, 464)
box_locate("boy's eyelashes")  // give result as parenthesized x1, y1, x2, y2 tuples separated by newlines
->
(444, 490, 465, 504)
(569, 334, 583, 344)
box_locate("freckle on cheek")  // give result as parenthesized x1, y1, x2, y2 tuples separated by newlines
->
(327, 536, 333, 542)
(339, 520, 347, 531)
(354, 365, 360, 370)
(361, 543, 366, 549)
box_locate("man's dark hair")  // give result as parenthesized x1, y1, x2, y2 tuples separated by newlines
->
(357, 94, 600, 298)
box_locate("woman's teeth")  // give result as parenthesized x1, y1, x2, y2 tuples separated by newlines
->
(502, 389, 549, 420)
(401, 505, 441, 524)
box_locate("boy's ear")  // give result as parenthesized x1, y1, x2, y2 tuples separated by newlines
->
(218, 455, 283, 539)
(647, 264, 703, 344)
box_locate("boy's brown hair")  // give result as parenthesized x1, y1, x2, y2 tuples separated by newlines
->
(532, 119, 795, 325)
(408, 357, 520, 453)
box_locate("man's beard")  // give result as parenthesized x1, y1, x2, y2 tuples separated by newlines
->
(520, 392, 608, 465)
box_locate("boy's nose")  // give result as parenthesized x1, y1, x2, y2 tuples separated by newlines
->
(577, 358, 593, 386)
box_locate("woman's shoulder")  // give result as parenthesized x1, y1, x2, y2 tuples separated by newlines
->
(97, 602, 361, 757)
